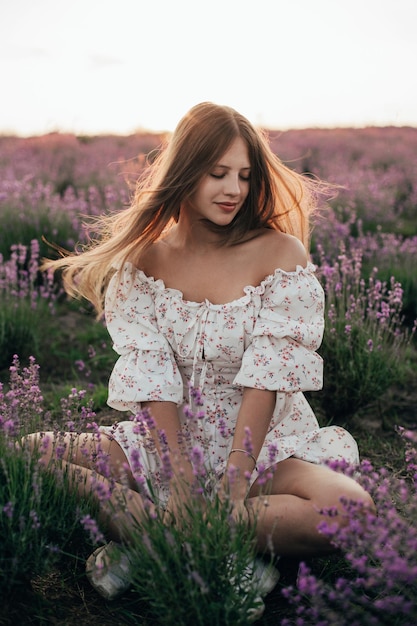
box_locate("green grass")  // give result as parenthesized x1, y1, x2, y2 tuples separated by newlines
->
(0, 299, 42, 370)
(0, 439, 96, 594)
(0, 204, 81, 262)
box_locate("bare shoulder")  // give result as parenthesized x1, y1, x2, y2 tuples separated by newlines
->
(254, 229, 309, 273)
(128, 240, 166, 275)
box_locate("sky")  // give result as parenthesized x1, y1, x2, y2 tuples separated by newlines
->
(1, 0, 416, 136)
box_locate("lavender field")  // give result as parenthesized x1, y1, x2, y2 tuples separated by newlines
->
(1, 127, 416, 625)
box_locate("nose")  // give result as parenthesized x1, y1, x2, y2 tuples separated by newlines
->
(224, 174, 242, 196)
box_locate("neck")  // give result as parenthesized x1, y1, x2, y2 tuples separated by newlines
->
(169, 215, 228, 252)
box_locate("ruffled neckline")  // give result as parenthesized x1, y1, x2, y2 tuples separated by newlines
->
(127, 262, 317, 309)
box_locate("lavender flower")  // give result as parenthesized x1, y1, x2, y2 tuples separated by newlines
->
(283, 443, 417, 624)
(80, 514, 105, 544)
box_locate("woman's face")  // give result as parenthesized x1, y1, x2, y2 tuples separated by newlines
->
(183, 136, 251, 227)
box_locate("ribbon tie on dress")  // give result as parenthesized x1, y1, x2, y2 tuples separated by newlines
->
(187, 306, 210, 408)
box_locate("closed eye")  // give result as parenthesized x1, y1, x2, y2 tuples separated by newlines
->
(210, 173, 250, 181)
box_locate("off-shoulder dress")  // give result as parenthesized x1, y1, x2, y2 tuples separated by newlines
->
(100, 262, 358, 504)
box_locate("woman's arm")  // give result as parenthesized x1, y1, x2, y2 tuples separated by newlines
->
(141, 400, 194, 490)
(141, 401, 196, 525)
(223, 387, 276, 501)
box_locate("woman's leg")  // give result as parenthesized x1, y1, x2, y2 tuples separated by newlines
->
(60, 458, 150, 543)
(23, 431, 136, 487)
(247, 457, 375, 556)
(23, 431, 150, 542)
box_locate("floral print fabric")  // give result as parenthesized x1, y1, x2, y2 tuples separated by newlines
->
(102, 262, 359, 490)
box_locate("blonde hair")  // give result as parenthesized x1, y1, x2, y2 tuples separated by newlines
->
(43, 102, 327, 316)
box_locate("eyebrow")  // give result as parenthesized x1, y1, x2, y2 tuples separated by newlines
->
(214, 164, 251, 171)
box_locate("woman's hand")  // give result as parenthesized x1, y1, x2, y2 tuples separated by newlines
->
(228, 498, 252, 526)
(163, 492, 183, 526)
(218, 480, 252, 527)
(162, 486, 206, 529)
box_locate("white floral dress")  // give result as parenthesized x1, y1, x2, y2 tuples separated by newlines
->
(101, 262, 358, 503)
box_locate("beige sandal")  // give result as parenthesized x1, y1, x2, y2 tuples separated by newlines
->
(251, 557, 280, 596)
(85, 541, 132, 600)
(231, 556, 280, 622)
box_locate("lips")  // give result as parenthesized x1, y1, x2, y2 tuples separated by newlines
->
(216, 202, 237, 212)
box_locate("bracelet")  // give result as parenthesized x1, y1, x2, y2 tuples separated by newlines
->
(229, 448, 258, 471)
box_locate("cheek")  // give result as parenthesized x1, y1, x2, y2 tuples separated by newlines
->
(241, 183, 250, 201)
(196, 180, 217, 201)
(186, 186, 208, 210)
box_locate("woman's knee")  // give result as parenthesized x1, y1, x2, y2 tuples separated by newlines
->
(320, 473, 377, 527)
(20, 431, 56, 466)
(340, 479, 376, 516)
(21, 431, 91, 466)
(289, 462, 377, 522)
(21, 430, 134, 487)
(21, 431, 50, 452)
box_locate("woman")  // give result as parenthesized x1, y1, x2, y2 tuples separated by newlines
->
(27, 102, 374, 605)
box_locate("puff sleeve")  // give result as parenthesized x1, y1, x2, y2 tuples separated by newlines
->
(234, 264, 324, 392)
(105, 265, 183, 412)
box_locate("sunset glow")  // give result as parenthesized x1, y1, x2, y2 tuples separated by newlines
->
(1, 0, 416, 136)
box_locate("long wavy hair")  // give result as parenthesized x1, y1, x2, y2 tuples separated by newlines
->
(43, 102, 327, 316)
